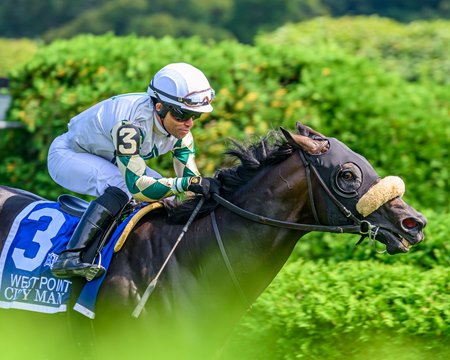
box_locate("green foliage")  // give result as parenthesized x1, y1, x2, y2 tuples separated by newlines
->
(1, 0, 449, 43)
(221, 208, 450, 359)
(222, 260, 450, 359)
(0, 38, 38, 77)
(257, 16, 450, 84)
(1, 18, 449, 209)
(0, 0, 109, 38)
(322, 0, 450, 22)
(254, 18, 450, 211)
(224, 0, 329, 43)
(42, 0, 235, 43)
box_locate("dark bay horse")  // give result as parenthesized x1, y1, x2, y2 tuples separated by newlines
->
(0, 123, 426, 359)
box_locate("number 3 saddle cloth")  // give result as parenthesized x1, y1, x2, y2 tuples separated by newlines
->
(0, 200, 161, 319)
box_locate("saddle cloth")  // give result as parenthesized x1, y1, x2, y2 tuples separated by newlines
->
(0, 200, 160, 319)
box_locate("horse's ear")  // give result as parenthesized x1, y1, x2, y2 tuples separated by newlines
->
(295, 121, 327, 138)
(280, 126, 314, 150)
(296, 122, 310, 136)
(280, 126, 329, 155)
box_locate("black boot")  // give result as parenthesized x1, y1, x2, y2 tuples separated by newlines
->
(51, 201, 113, 280)
(52, 186, 129, 281)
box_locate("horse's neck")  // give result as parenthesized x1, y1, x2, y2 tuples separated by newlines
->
(232, 153, 312, 224)
(208, 155, 313, 301)
(108, 155, 313, 321)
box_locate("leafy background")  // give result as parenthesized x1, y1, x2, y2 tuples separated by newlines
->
(0, 2, 449, 359)
(1, 0, 449, 43)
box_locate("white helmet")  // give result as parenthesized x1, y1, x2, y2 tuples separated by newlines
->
(148, 63, 215, 113)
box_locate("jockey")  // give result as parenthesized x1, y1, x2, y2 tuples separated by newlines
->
(48, 62, 220, 281)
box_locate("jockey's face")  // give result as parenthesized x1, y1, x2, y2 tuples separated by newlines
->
(155, 102, 195, 139)
(165, 111, 195, 139)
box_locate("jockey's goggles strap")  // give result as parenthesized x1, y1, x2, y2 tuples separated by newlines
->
(149, 82, 214, 107)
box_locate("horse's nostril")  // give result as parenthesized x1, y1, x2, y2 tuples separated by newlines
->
(403, 217, 420, 230)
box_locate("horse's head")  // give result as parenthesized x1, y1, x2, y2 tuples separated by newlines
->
(281, 122, 427, 254)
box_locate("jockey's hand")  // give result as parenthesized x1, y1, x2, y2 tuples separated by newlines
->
(187, 176, 221, 200)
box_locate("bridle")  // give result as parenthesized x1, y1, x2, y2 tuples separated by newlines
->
(133, 147, 382, 316)
(209, 148, 380, 305)
(211, 149, 379, 236)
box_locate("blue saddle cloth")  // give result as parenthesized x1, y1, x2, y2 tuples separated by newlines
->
(0, 200, 138, 319)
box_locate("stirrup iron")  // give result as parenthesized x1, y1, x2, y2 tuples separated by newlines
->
(85, 253, 103, 281)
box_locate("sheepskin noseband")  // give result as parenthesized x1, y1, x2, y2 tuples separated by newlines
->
(356, 176, 405, 217)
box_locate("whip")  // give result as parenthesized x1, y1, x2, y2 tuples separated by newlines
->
(132, 197, 205, 318)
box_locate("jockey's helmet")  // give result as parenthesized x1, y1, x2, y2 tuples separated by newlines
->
(148, 63, 214, 113)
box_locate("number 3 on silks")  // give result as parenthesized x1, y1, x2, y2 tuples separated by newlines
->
(117, 124, 141, 156)
(12, 208, 66, 272)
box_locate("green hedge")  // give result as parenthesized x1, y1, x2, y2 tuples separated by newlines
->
(256, 16, 450, 85)
(0, 38, 37, 77)
(1, 18, 448, 210)
(222, 260, 450, 359)
(220, 208, 450, 359)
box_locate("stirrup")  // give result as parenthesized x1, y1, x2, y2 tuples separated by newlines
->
(52, 252, 105, 281)
(53, 262, 105, 281)
(85, 263, 104, 281)
(85, 252, 104, 281)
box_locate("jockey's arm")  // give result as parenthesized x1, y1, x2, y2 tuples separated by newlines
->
(173, 132, 201, 198)
(112, 122, 198, 202)
(172, 132, 200, 178)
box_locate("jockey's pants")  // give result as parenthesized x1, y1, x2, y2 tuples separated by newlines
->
(48, 133, 162, 198)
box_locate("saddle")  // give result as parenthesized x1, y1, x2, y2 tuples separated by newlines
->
(58, 194, 90, 217)
(57, 194, 163, 259)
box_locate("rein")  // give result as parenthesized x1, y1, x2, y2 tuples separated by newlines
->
(209, 149, 381, 303)
(134, 147, 381, 314)
(212, 193, 364, 234)
(211, 150, 379, 237)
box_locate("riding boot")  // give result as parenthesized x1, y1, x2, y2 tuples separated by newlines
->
(51, 186, 130, 281)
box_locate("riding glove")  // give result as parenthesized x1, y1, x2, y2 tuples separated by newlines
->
(187, 176, 221, 199)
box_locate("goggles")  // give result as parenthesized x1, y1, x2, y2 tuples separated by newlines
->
(166, 104, 202, 122)
(149, 82, 215, 108)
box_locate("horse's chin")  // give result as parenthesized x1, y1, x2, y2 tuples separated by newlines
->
(376, 228, 412, 254)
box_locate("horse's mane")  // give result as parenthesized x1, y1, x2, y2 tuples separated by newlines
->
(165, 130, 294, 224)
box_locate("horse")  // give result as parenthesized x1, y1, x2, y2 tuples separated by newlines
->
(0, 123, 426, 359)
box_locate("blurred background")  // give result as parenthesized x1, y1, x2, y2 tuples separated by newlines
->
(1, 0, 449, 43)
(0, 1, 449, 359)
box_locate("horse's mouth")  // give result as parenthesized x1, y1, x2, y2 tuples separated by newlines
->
(376, 228, 414, 254)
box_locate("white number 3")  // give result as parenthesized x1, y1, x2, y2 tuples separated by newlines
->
(12, 208, 66, 272)
(118, 126, 139, 155)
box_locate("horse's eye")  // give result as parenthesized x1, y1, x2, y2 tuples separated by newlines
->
(332, 162, 363, 197)
(342, 170, 354, 181)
